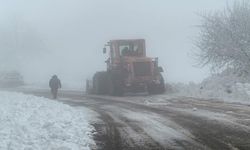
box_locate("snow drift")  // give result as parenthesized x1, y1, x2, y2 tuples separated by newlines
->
(167, 70, 250, 104)
(0, 91, 95, 150)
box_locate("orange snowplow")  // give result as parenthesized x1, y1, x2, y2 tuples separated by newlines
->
(87, 39, 165, 96)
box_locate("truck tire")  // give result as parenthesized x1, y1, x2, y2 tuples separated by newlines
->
(108, 71, 124, 96)
(148, 74, 165, 95)
(93, 71, 109, 95)
(158, 73, 166, 93)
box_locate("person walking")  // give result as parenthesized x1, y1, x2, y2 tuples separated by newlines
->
(49, 75, 61, 99)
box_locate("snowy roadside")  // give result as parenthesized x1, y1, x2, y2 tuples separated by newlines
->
(168, 82, 250, 105)
(0, 91, 96, 150)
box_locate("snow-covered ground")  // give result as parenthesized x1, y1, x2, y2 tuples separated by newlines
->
(168, 82, 250, 103)
(16, 84, 83, 92)
(0, 91, 96, 150)
(164, 71, 250, 104)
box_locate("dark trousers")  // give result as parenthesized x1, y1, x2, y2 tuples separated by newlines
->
(51, 88, 58, 99)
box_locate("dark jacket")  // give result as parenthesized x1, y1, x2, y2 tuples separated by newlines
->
(49, 75, 61, 89)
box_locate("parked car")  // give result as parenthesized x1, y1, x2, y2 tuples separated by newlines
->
(0, 71, 24, 87)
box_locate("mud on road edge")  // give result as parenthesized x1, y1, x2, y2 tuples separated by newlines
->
(89, 108, 165, 150)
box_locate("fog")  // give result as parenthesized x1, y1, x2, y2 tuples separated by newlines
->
(0, 0, 234, 88)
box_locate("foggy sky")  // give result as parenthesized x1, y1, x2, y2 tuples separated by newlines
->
(0, 0, 234, 88)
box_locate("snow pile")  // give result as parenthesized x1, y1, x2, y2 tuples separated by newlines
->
(168, 72, 250, 103)
(0, 91, 95, 150)
(231, 83, 250, 101)
(199, 74, 250, 102)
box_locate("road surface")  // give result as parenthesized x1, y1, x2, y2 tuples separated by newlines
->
(8, 88, 250, 150)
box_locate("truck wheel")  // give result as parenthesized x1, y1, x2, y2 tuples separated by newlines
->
(113, 81, 124, 96)
(147, 83, 156, 94)
(158, 74, 166, 94)
(93, 72, 109, 95)
(148, 74, 165, 95)
(109, 72, 124, 96)
(106, 74, 114, 95)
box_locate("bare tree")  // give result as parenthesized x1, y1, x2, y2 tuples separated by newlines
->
(195, 1, 250, 75)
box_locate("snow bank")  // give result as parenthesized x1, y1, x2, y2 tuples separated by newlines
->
(167, 73, 250, 104)
(0, 91, 95, 150)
